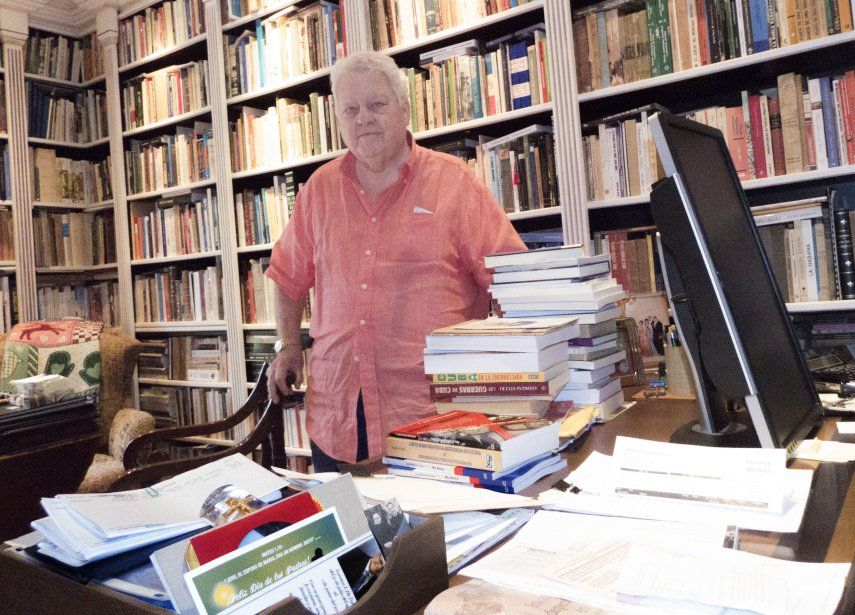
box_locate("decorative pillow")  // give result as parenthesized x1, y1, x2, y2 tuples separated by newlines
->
(0, 319, 103, 394)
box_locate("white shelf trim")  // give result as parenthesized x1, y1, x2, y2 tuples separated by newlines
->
(787, 300, 855, 313)
(24, 72, 106, 89)
(381, 1, 545, 57)
(134, 321, 228, 332)
(28, 136, 110, 149)
(130, 250, 222, 266)
(412, 102, 553, 140)
(36, 263, 118, 273)
(507, 205, 562, 221)
(85, 201, 115, 213)
(31, 201, 88, 210)
(222, 0, 303, 33)
(122, 106, 213, 137)
(578, 30, 855, 103)
(138, 377, 232, 389)
(126, 178, 216, 202)
(284, 445, 311, 457)
(225, 66, 333, 106)
(232, 150, 344, 179)
(242, 321, 309, 329)
(118, 34, 208, 74)
(236, 243, 275, 254)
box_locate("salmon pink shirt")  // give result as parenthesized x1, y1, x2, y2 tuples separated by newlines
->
(266, 137, 526, 462)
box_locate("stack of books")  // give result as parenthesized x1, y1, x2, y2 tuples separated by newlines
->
(486, 245, 627, 420)
(424, 316, 579, 417)
(383, 411, 566, 494)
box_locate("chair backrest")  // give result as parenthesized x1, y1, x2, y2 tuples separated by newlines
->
(0, 325, 142, 449)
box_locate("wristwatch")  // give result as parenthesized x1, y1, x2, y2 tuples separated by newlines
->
(274, 337, 301, 353)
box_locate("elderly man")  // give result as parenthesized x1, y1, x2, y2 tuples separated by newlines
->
(265, 50, 526, 471)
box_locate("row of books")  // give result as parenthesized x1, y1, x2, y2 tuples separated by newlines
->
(592, 227, 665, 295)
(0, 276, 13, 334)
(223, 1, 346, 98)
(0, 209, 11, 260)
(125, 122, 214, 195)
(240, 258, 276, 324)
(582, 108, 663, 201)
(122, 60, 210, 131)
(138, 335, 230, 381)
(368, 0, 530, 50)
(134, 264, 224, 323)
(36, 281, 117, 326)
(27, 84, 108, 143)
(806, 319, 855, 347)
(573, 0, 854, 93)
(282, 402, 309, 451)
(405, 28, 550, 133)
(139, 385, 234, 438)
(230, 96, 342, 172)
(130, 190, 220, 261)
(25, 30, 103, 83)
(235, 172, 296, 246)
(245, 333, 311, 382)
(118, 0, 206, 67)
(0, 146, 10, 202)
(33, 210, 116, 268)
(30, 148, 112, 204)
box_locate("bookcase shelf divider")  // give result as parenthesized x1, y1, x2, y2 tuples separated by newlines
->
(97, 6, 134, 337)
(203, 0, 249, 412)
(1, 7, 37, 320)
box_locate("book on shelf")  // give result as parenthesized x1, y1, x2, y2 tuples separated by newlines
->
(24, 30, 102, 83)
(591, 227, 663, 294)
(27, 84, 108, 143)
(138, 335, 229, 382)
(573, 0, 854, 93)
(235, 172, 296, 246)
(33, 210, 116, 267)
(240, 258, 278, 324)
(283, 402, 309, 450)
(0, 78, 6, 133)
(0, 208, 12, 260)
(125, 122, 214, 195)
(425, 316, 580, 353)
(423, 340, 568, 374)
(139, 384, 235, 438)
(133, 263, 224, 323)
(37, 281, 117, 326)
(131, 189, 220, 260)
(223, 1, 345, 98)
(386, 410, 562, 472)
(118, 0, 206, 67)
(29, 148, 112, 205)
(0, 275, 14, 334)
(122, 60, 210, 130)
(230, 95, 342, 172)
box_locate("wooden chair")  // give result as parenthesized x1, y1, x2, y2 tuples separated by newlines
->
(109, 363, 302, 491)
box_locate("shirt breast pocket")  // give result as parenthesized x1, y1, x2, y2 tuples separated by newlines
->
(386, 216, 445, 263)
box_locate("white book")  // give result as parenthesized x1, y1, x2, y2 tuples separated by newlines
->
(485, 244, 585, 270)
(568, 363, 617, 384)
(503, 305, 622, 324)
(491, 261, 611, 283)
(423, 341, 569, 374)
(488, 277, 618, 298)
(808, 78, 828, 170)
(555, 376, 621, 404)
(498, 288, 626, 311)
(426, 317, 580, 353)
(567, 349, 627, 371)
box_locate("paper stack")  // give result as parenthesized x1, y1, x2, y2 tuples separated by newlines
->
(425, 316, 579, 417)
(30, 454, 288, 567)
(486, 245, 626, 420)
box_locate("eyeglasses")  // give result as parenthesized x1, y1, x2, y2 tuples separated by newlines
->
(339, 100, 392, 119)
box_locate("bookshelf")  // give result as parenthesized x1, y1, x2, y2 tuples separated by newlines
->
(570, 0, 855, 313)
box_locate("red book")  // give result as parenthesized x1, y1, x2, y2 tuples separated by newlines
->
(748, 95, 768, 179)
(725, 106, 750, 181)
(845, 71, 855, 165)
(695, 0, 710, 65)
(187, 491, 322, 568)
(767, 97, 786, 176)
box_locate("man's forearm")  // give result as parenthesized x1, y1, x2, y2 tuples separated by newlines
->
(275, 286, 307, 340)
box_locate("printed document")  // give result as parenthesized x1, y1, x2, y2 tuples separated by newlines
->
(612, 437, 787, 513)
(795, 439, 855, 462)
(615, 543, 850, 615)
(550, 450, 811, 533)
(837, 422, 855, 435)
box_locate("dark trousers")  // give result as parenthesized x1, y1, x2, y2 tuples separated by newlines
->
(310, 391, 368, 472)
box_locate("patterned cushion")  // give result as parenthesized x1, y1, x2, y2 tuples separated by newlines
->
(0, 319, 103, 394)
(78, 454, 126, 494)
(109, 408, 155, 461)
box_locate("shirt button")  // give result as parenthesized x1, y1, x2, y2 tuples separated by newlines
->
(365, 250, 371, 256)
(359, 319, 366, 325)
(370, 217, 377, 223)
(361, 284, 367, 290)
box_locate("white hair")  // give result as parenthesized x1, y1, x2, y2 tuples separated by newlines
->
(330, 51, 409, 104)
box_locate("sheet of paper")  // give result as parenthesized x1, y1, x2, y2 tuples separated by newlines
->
(795, 439, 855, 462)
(616, 543, 850, 615)
(445, 519, 515, 563)
(838, 422, 855, 434)
(55, 455, 288, 537)
(819, 394, 855, 413)
(459, 510, 727, 612)
(351, 475, 539, 513)
(612, 437, 787, 513)
(550, 451, 813, 533)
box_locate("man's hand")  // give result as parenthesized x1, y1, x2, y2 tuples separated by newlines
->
(268, 347, 304, 403)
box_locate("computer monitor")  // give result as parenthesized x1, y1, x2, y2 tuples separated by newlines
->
(648, 112, 822, 455)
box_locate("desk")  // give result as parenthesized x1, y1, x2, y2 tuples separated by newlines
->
(2, 397, 855, 614)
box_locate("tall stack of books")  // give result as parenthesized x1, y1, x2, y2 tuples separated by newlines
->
(487, 245, 627, 420)
(425, 316, 578, 417)
(383, 411, 566, 494)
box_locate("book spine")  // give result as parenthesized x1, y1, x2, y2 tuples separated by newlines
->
(832, 203, 855, 299)
(430, 381, 551, 399)
(385, 436, 508, 471)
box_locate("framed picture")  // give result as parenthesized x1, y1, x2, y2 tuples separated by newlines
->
(623, 293, 671, 366)
(615, 317, 645, 386)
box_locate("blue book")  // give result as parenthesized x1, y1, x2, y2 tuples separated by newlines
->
(508, 41, 531, 109)
(471, 56, 483, 120)
(819, 77, 840, 168)
(255, 19, 266, 89)
(748, 0, 770, 52)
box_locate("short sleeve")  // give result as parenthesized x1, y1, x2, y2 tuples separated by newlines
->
(457, 174, 528, 289)
(265, 184, 315, 300)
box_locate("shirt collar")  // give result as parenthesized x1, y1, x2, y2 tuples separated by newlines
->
(342, 132, 419, 184)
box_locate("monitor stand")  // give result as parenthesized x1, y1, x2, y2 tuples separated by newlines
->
(670, 418, 760, 448)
